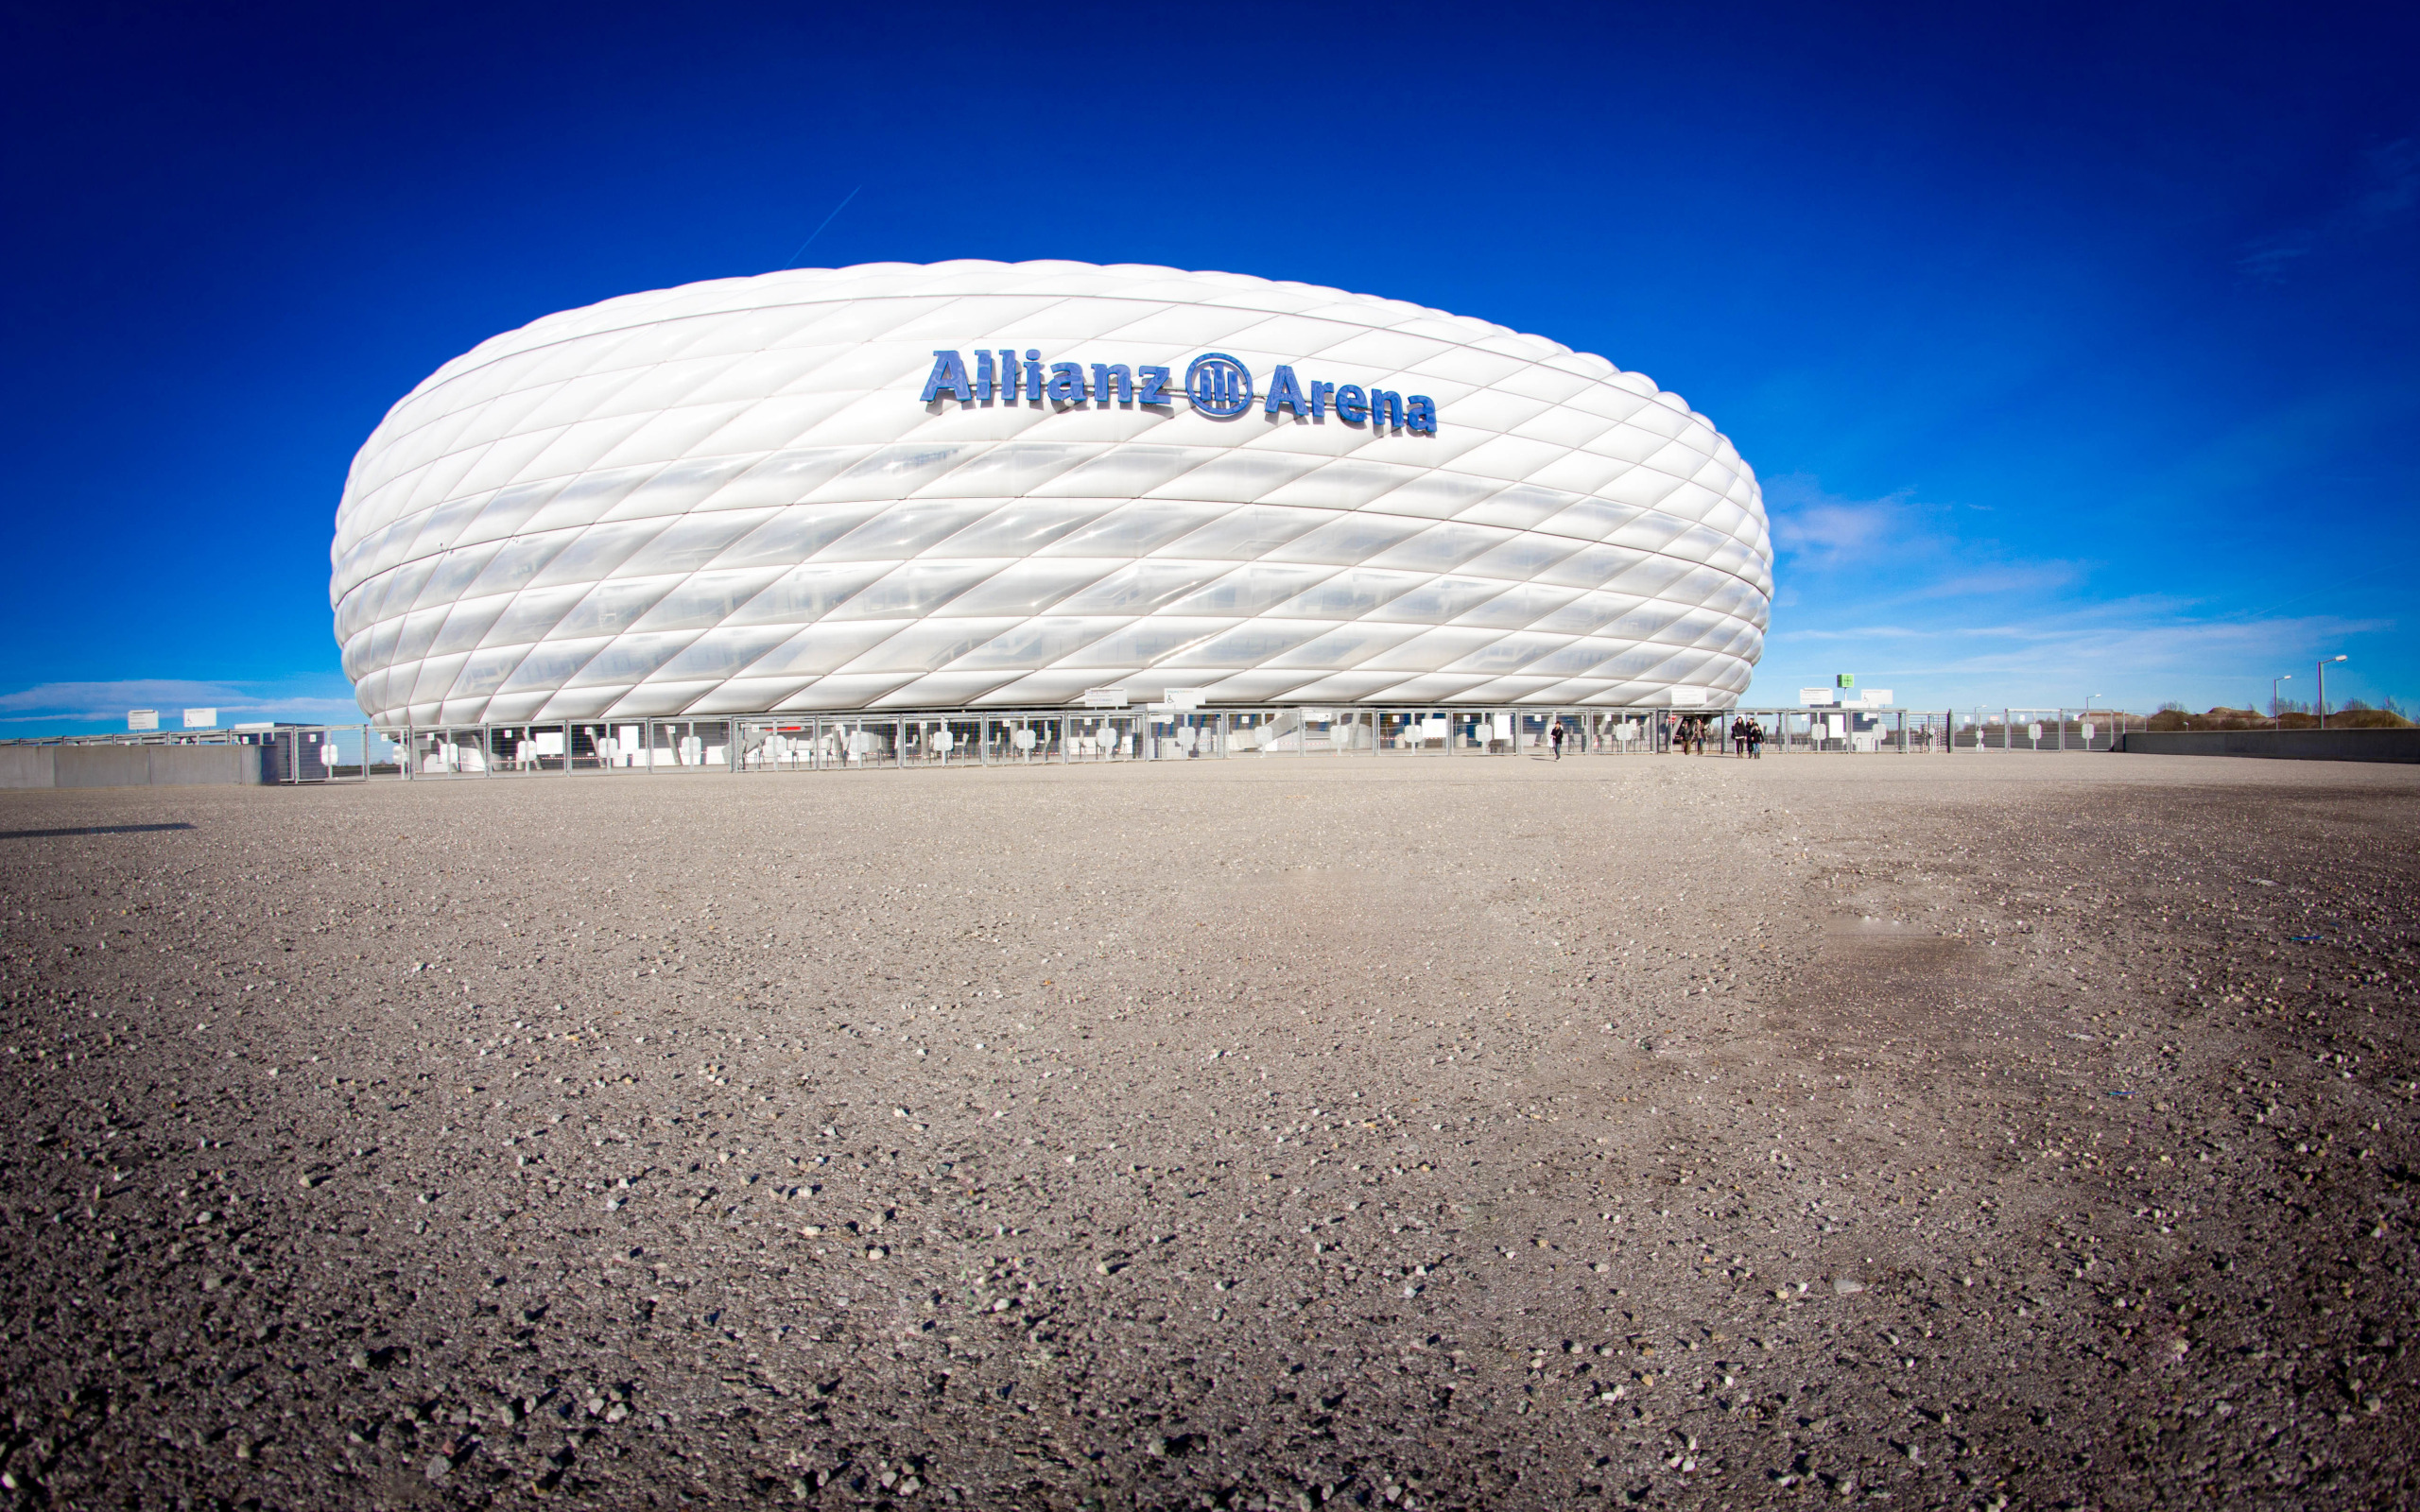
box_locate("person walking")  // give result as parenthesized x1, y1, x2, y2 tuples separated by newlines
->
(1549, 720, 1564, 760)
(1749, 716, 1764, 758)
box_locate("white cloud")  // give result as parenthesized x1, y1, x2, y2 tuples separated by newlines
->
(1748, 603, 2394, 711)
(0, 679, 363, 730)
(1762, 473, 1929, 571)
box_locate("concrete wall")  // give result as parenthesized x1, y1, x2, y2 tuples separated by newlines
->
(2, 745, 269, 789)
(2116, 729, 2420, 764)
(0, 746, 57, 789)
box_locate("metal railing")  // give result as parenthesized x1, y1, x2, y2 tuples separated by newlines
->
(2, 705, 2147, 784)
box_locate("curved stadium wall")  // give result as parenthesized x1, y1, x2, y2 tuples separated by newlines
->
(330, 261, 1771, 727)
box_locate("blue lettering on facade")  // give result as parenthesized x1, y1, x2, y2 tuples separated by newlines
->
(1263, 364, 1309, 418)
(916, 351, 1435, 431)
(1185, 352, 1253, 417)
(920, 350, 973, 404)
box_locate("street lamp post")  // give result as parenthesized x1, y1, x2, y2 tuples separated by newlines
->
(2317, 655, 2348, 730)
(2272, 675, 2290, 728)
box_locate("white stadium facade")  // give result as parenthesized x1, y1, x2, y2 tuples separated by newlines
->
(330, 261, 1771, 767)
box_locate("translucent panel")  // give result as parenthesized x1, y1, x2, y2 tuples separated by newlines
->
(1459, 534, 1585, 582)
(649, 626, 800, 680)
(813, 501, 1002, 562)
(553, 577, 680, 639)
(1039, 559, 1224, 616)
(1146, 451, 1323, 504)
(1155, 621, 1330, 668)
(527, 519, 673, 588)
(448, 645, 531, 699)
(411, 541, 506, 610)
(1266, 568, 1423, 620)
(824, 560, 998, 621)
(709, 503, 890, 570)
(738, 622, 905, 679)
(925, 501, 1106, 558)
(946, 618, 1120, 671)
(1443, 631, 1567, 674)
(725, 561, 890, 625)
(1360, 523, 1507, 573)
(916, 442, 1094, 499)
(1452, 582, 1585, 630)
(607, 513, 759, 576)
(565, 632, 706, 686)
(628, 568, 789, 633)
(390, 604, 451, 665)
(931, 558, 1119, 618)
(462, 529, 575, 599)
(1160, 563, 1336, 617)
(1029, 445, 1201, 499)
(478, 585, 593, 650)
(427, 594, 513, 658)
(1529, 591, 1644, 636)
(1040, 500, 1233, 558)
(1260, 621, 1428, 668)
(1260, 512, 1432, 565)
(1054, 618, 1223, 668)
(808, 442, 975, 503)
(498, 638, 607, 691)
(835, 620, 1022, 675)
(1160, 506, 1326, 561)
(1366, 575, 1511, 626)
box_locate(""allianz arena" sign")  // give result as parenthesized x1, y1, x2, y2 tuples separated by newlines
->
(330, 261, 1771, 726)
(919, 348, 1442, 432)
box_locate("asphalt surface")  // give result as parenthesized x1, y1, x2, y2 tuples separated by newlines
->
(1, 751, 2415, 1510)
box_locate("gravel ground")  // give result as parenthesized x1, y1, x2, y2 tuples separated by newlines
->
(1, 751, 2415, 1511)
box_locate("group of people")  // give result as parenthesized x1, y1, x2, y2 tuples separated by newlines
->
(1664, 713, 1765, 757)
(1539, 713, 1769, 759)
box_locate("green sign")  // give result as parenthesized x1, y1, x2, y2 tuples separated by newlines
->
(1835, 674, 1856, 689)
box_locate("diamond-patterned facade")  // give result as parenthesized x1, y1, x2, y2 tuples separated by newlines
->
(331, 261, 1772, 725)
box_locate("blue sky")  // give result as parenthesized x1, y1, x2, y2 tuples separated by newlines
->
(2, 0, 2411, 731)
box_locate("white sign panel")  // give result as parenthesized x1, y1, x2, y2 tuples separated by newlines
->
(1858, 689, 1893, 708)
(127, 709, 159, 731)
(1799, 688, 1837, 707)
(1161, 687, 1207, 710)
(182, 708, 218, 729)
(1081, 687, 1129, 708)
(1669, 686, 1708, 707)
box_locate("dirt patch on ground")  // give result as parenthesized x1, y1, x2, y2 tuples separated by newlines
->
(0, 754, 2414, 1509)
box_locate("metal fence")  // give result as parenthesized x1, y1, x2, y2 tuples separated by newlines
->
(0, 707, 2148, 784)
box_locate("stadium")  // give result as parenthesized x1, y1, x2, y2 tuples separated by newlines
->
(329, 261, 1771, 766)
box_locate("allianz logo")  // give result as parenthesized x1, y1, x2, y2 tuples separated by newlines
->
(919, 349, 1440, 433)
